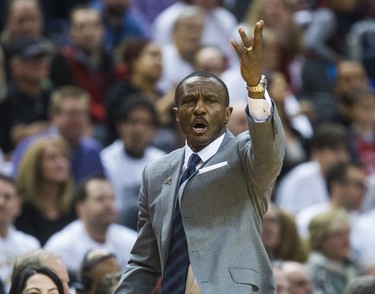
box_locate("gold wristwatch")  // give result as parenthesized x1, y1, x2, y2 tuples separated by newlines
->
(246, 75, 267, 93)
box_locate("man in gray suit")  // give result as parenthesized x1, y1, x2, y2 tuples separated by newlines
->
(115, 20, 286, 294)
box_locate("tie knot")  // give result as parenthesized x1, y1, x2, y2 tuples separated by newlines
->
(188, 153, 201, 169)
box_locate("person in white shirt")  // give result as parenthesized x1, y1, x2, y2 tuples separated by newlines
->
(296, 160, 367, 239)
(152, 0, 238, 69)
(0, 174, 40, 293)
(44, 175, 137, 278)
(157, 6, 205, 93)
(276, 123, 350, 215)
(100, 97, 165, 230)
(351, 208, 375, 274)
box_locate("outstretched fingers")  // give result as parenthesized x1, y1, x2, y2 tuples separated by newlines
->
(251, 20, 264, 53)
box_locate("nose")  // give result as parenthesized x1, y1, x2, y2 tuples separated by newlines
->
(193, 98, 207, 115)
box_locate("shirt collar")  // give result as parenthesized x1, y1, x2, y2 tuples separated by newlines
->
(183, 132, 226, 169)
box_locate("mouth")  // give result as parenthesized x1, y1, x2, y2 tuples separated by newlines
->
(192, 119, 208, 134)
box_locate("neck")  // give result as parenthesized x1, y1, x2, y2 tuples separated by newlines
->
(84, 222, 108, 243)
(179, 51, 194, 63)
(312, 154, 330, 176)
(124, 146, 144, 158)
(38, 182, 62, 214)
(131, 74, 158, 98)
(355, 122, 375, 135)
(0, 223, 10, 239)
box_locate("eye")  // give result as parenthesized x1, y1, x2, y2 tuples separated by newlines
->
(181, 97, 195, 105)
(205, 96, 217, 103)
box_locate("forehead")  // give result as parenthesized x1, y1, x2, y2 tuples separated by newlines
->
(179, 76, 224, 95)
(0, 179, 16, 192)
(127, 107, 153, 118)
(72, 9, 100, 23)
(26, 273, 55, 285)
(11, 0, 39, 14)
(41, 142, 64, 155)
(142, 42, 160, 54)
(60, 97, 88, 108)
(86, 180, 112, 196)
(338, 62, 365, 77)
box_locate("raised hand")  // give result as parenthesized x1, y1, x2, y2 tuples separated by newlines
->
(231, 20, 264, 87)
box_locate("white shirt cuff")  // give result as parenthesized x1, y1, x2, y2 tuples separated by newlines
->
(247, 90, 272, 122)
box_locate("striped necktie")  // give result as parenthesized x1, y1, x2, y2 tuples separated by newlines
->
(161, 153, 201, 293)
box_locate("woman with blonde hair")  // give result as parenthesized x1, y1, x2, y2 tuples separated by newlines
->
(306, 208, 358, 294)
(15, 136, 76, 246)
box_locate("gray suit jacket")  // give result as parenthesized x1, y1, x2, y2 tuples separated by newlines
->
(115, 105, 285, 293)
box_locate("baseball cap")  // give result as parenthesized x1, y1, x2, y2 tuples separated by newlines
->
(9, 37, 54, 58)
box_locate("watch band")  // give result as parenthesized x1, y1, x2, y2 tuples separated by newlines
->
(246, 75, 267, 93)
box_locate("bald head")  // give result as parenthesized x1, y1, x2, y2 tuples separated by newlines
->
(281, 261, 313, 294)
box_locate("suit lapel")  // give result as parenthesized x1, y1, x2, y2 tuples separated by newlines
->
(159, 149, 185, 261)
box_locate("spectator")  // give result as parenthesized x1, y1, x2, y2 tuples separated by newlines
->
(344, 275, 375, 294)
(44, 174, 136, 278)
(107, 37, 181, 151)
(276, 123, 350, 215)
(347, 18, 375, 84)
(12, 249, 71, 294)
(14, 137, 76, 246)
(193, 45, 228, 78)
(74, 248, 121, 294)
(94, 271, 122, 294)
(351, 206, 375, 275)
(38, 0, 88, 45)
(280, 261, 313, 294)
(333, 60, 372, 129)
(299, 0, 363, 111)
(346, 88, 375, 175)
(0, 37, 54, 153)
(157, 6, 205, 94)
(0, 0, 43, 44)
(226, 100, 248, 136)
(9, 265, 64, 294)
(262, 202, 308, 264)
(90, 0, 146, 52)
(0, 0, 73, 86)
(152, 0, 238, 68)
(306, 208, 358, 294)
(0, 174, 40, 293)
(273, 266, 291, 294)
(100, 97, 165, 230)
(62, 4, 116, 143)
(105, 38, 163, 143)
(11, 85, 105, 183)
(296, 160, 367, 239)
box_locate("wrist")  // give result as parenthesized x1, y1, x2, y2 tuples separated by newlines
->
(246, 75, 267, 99)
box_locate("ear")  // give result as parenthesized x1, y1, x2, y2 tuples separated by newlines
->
(224, 106, 233, 124)
(173, 107, 179, 122)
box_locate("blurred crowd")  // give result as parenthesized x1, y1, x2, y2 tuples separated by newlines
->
(0, 0, 375, 293)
